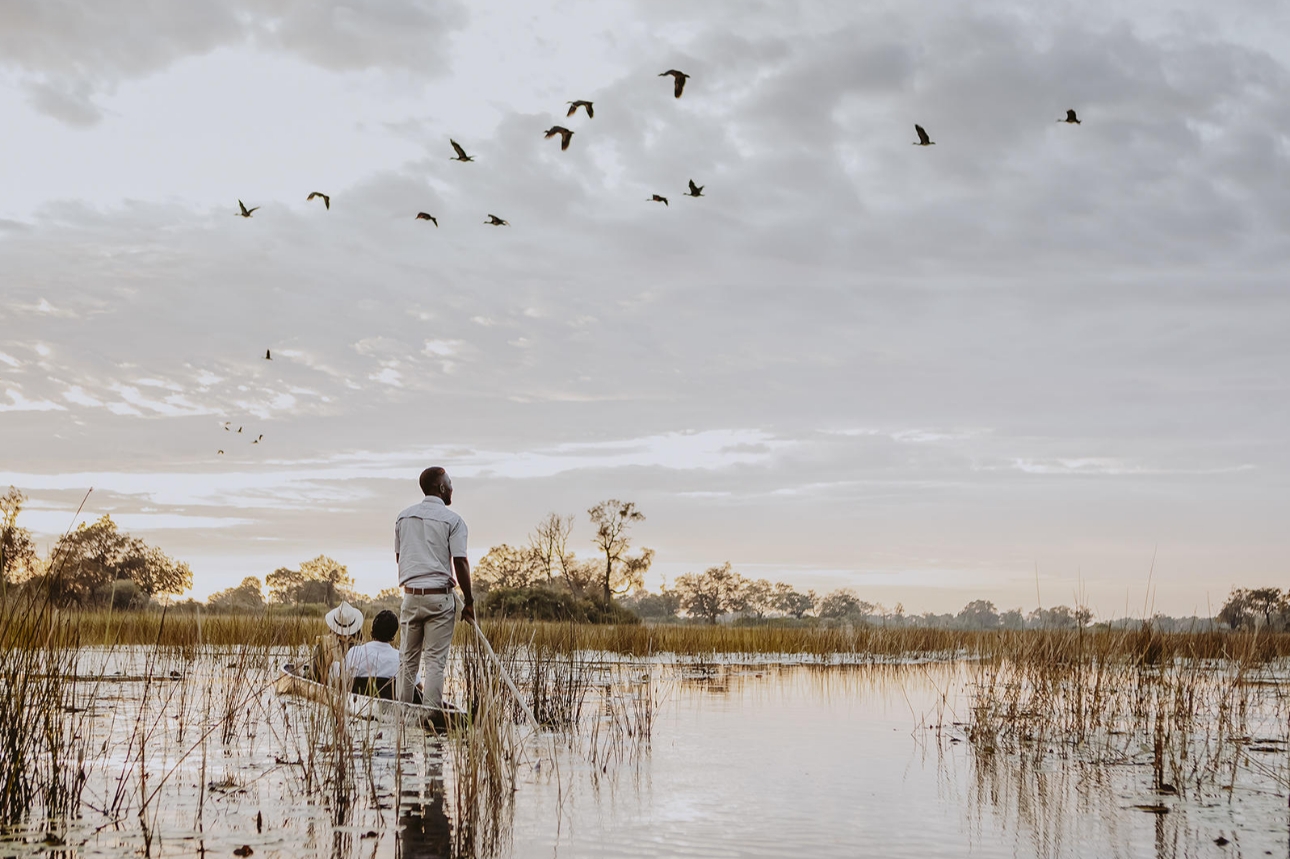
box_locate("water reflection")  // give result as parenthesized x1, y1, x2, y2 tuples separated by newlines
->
(13, 650, 1289, 859)
(397, 788, 453, 859)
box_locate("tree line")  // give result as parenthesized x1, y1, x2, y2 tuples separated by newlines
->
(2, 487, 1282, 630)
(1, 487, 191, 607)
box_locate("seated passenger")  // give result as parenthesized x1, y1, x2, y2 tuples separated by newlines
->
(335, 609, 417, 700)
(307, 600, 364, 682)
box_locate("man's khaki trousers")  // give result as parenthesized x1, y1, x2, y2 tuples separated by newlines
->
(397, 592, 456, 706)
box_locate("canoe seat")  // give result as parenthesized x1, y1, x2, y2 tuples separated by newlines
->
(351, 676, 421, 704)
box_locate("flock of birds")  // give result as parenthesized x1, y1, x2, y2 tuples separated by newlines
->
(232, 70, 705, 228)
(217, 67, 1085, 457)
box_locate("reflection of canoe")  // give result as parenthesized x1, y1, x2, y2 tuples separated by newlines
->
(275, 665, 465, 731)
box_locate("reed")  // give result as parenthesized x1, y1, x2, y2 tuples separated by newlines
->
(0, 592, 85, 823)
(964, 624, 1290, 798)
(30, 610, 1290, 661)
(476, 620, 1290, 662)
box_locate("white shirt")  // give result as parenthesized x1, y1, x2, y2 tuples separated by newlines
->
(394, 496, 468, 589)
(335, 640, 402, 679)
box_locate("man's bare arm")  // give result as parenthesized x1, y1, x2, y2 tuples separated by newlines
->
(454, 557, 475, 623)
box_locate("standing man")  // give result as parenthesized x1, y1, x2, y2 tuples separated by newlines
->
(394, 466, 475, 707)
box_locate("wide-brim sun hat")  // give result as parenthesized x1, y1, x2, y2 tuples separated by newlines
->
(325, 600, 363, 636)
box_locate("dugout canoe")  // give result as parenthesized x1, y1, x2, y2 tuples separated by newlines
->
(275, 664, 465, 731)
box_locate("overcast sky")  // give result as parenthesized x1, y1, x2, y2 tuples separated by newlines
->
(2, 0, 1288, 616)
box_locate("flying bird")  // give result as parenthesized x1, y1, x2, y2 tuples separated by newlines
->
(659, 70, 689, 98)
(566, 100, 594, 118)
(1059, 109, 1081, 124)
(913, 124, 935, 146)
(218, 450, 224, 455)
(544, 126, 574, 151)
(685, 179, 704, 197)
(222, 422, 231, 431)
(649, 194, 669, 206)
(253, 435, 263, 444)
(415, 212, 439, 226)
(485, 214, 509, 226)
(450, 139, 475, 162)
(307, 192, 330, 209)
(264, 349, 272, 360)
(237, 200, 259, 218)
(237, 426, 243, 433)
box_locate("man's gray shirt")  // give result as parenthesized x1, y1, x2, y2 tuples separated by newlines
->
(394, 496, 468, 589)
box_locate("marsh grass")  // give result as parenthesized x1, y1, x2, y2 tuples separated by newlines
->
(6, 596, 1288, 855)
(33, 611, 1290, 663)
(0, 593, 84, 823)
(964, 624, 1290, 801)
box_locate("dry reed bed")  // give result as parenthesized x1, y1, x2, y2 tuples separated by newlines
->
(964, 626, 1290, 799)
(10, 610, 1290, 663)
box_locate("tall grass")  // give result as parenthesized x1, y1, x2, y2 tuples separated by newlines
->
(0, 593, 85, 823)
(26, 611, 1290, 661)
(964, 624, 1290, 799)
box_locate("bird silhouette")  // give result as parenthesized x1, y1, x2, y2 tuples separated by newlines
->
(218, 450, 224, 455)
(253, 435, 263, 444)
(450, 140, 475, 162)
(659, 70, 689, 98)
(544, 126, 574, 151)
(485, 214, 509, 226)
(237, 200, 259, 218)
(566, 100, 594, 118)
(307, 192, 330, 209)
(237, 426, 243, 433)
(649, 194, 669, 206)
(264, 349, 271, 360)
(415, 212, 439, 226)
(686, 179, 704, 197)
(913, 124, 935, 146)
(222, 422, 231, 431)
(1059, 109, 1081, 124)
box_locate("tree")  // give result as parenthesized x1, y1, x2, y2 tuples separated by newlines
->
(560, 558, 604, 600)
(132, 544, 193, 598)
(266, 555, 352, 605)
(771, 582, 816, 619)
(999, 609, 1026, 630)
(674, 563, 749, 624)
(587, 500, 653, 605)
(475, 544, 541, 590)
(208, 577, 265, 612)
(742, 579, 775, 619)
(623, 587, 681, 620)
(528, 513, 574, 584)
(0, 486, 38, 586)
(956, 600, 1000, 630)
(1027, 605, 1078, 630)
(1217, 588, 1253, 630)
(816, 589, 861, 620)
(43, 515, 192, 605)
(1246, 588, 1287, 630)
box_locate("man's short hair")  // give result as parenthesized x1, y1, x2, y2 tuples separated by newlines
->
(419, 466, 448, 496)
(371, 609, 399, 643)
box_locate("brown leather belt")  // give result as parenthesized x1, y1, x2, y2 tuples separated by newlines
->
(404, 586, 450, 595)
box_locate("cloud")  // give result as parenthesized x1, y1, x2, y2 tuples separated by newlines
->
(2, 0, 1289, 612)
(0, 388, 65, 412)
(0, 0, 467, 125)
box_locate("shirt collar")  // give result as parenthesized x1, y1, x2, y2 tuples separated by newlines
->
(421, 495, 446, 506)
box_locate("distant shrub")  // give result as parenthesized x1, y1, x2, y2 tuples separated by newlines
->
(480, 586, 640, 624)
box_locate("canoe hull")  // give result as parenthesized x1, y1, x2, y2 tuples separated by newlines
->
(275, 665, 464, 731)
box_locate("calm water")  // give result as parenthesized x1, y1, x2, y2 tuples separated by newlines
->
(5, 653, 1287, 859)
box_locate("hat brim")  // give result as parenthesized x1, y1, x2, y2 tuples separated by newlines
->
(325, 615, 362, 636)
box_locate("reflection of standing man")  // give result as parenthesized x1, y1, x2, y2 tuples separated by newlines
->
(395, 467, 476, 707)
